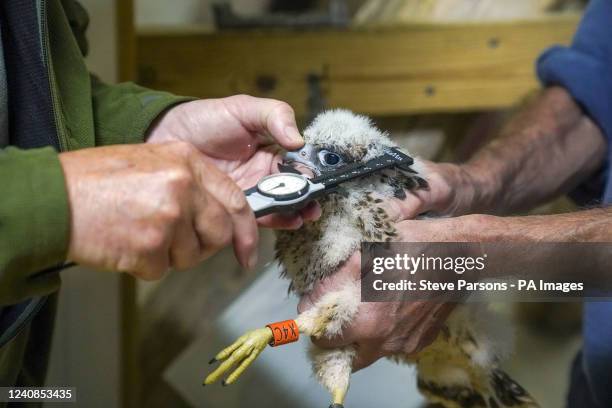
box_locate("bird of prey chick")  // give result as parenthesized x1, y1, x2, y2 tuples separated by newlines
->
(205, 110, 539, 408)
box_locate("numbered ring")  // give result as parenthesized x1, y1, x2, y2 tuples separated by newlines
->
(266, 319, 300, 347)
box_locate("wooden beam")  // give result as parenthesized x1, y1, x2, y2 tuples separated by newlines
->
(116, 1, 139, 408)
(136, 16, 579, 117)
(117, 0, 136, 82)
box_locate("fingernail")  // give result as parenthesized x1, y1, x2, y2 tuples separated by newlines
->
(248, 252, 258, 270)
(284, 125, 303, 144)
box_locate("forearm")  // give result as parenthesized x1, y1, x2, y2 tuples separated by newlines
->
(458, 86, 606, 215)
(476, 207, 612, 242)
(465, 209, 612, 286)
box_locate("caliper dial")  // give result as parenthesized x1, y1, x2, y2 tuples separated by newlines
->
(256, 173, 310, 201)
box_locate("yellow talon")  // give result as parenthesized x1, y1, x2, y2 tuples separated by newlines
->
(212, 333, 248, 362)
(224, 349, 262, 385)
(204, 328, 273, 386)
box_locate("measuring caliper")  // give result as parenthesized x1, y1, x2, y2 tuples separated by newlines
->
(245, 148, 414, 218)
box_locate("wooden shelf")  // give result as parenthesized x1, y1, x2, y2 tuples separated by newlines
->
(136, 16, 579, 117)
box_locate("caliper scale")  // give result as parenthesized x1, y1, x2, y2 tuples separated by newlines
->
(245, 148, 414, 217)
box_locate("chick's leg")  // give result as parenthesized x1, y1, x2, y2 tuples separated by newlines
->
(205, 318, 303, 386)
(204, 327, 272, 386)
(309, 344, 355, 408)
(297, 281, 360, 408)
(205, 280, 359, 398)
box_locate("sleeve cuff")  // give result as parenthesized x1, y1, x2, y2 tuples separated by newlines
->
(90, 78, 196, 146)
(0, 147, 69, 303)
(537, 46, 612, 200)
(130, 93, 196, 144)
(537, 45, 612, 141)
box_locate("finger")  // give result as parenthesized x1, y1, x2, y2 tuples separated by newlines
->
(129, 229, 172, 281)
(299, 201, 322, 222)
(351, 345, 384, 372)
(126, 251, 170, 281)
(230, 206, 259, 270)
(170, 142, 234, 260)
(383, 193, 424, 222)
(131, 252, 170, 281)
(256, 198, 321, 229)
(257, 213, 304, 230)
(169, 213, 202, 270)
(410, 302, 456, 354)
(193, 194, 233, 260)
(224, 95, 304, 150)
(255, 200, 321, 229)
(197, 160, 259, 269)
(394, 219, 433, 242)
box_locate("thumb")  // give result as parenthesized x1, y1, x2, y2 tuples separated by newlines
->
(223, 95, 304, 150)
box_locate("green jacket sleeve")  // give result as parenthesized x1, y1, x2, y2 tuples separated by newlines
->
(0, 1, 192, 305)
(62, 0, 194, 146)
(89, 76, 194, 146)
(0, 147, 69, 305)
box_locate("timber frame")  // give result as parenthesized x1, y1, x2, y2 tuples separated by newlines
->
(136, 16, 579, 117)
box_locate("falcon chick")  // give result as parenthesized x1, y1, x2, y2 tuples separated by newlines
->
(205, 110, 539, 408)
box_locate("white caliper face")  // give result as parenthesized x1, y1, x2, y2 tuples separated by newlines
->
(257, 174, 308, 197)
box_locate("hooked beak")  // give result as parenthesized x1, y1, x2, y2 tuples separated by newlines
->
(281, 145, 320, 177)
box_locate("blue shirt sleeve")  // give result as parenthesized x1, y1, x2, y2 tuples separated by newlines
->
(537, 0, 612, 202)
(537, 0, 612, 139)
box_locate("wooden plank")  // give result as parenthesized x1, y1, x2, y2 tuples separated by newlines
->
(116, 1, 140, 408)
(329, 77, 538, 115)
(136, 16, 578, 116)
(117, 0, 136, 82)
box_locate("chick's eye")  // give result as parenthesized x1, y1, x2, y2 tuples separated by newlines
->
(318, 150, 343, 166)
(324, 153, 340, 165)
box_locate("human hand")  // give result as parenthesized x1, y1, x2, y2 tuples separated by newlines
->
(298, 253, 455, 371)
(297, 215, 494, 370)
(60, 141, 263, 280)
(146, 95, 320, 229)
(384, 160, 480, 222)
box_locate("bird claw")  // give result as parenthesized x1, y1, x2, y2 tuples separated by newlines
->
(203, 327, 273, 386)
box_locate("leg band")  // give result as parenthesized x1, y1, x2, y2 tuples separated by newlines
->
(266, 319, 299, 346)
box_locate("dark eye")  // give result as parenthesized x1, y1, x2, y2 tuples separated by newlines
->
(324, 153, 340, 165)
(318, 150, 343, 167)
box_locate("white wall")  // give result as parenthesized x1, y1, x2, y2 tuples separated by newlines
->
(135, 0, 271, 27)
(81, 0, 118, 83)
(136, 0, 213, 26)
